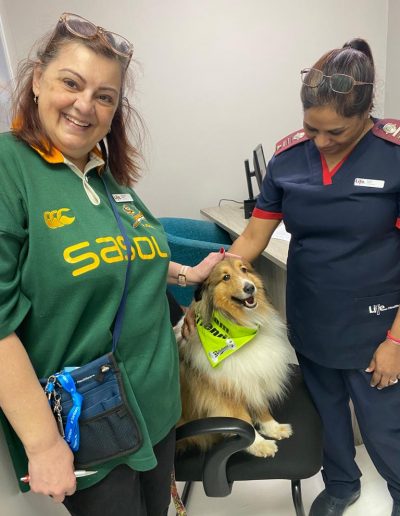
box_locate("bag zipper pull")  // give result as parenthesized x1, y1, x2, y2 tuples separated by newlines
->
(95, 364, 111, 382)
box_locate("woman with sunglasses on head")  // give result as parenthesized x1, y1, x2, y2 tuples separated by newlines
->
(0, 12, 226, 516)
(228, 38, 400, 516)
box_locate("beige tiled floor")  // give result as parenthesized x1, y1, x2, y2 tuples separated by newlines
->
(168, 444, 393, 516)
(1, 442, 392, 515)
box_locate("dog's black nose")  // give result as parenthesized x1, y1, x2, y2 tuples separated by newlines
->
(243, 282, 255, 295)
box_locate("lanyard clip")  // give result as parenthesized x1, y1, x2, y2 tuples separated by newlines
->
(44, 375, 57, 400)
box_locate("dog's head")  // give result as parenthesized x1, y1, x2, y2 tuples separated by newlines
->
(194, 258, 271, 328)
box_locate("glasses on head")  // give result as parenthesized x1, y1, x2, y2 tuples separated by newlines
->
(300, 68, 373, 94)
(58, 13, 133, 61)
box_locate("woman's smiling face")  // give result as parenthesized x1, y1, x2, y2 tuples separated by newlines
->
(303, 105, 370, 159)
(33, 41, 122, 170)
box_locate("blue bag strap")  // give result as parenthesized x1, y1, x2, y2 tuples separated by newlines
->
(99, 141, 132, 353)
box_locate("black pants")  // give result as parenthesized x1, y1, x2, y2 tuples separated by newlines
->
(63, 427, 176, 516)
(297, 352, 400, 502)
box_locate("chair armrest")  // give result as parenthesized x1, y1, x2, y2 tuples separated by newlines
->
(176, 416, 255, 442)
(176, 417, 255, 497)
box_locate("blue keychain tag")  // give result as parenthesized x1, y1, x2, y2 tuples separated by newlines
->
(57, 372, 83, 452)
(63, 366, 79, 373)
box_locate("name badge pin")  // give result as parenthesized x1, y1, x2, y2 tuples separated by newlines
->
(354, 178, 385, 189)
(112, 193, 133, 203)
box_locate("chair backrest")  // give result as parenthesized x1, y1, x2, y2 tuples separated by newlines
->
(159, 217, 232, 306)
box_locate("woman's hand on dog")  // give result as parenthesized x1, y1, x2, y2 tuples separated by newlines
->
(189, 249, 241, 284)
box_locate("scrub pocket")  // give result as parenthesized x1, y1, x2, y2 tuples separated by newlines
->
(353, 290, 400, 358)
(354, 290, 400, 327)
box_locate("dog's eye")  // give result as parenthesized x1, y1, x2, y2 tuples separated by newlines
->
(240, 266, 247, 273)
(223, 274, 230, 281)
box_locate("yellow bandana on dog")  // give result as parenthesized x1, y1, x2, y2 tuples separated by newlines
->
(196, 311, 258, 368)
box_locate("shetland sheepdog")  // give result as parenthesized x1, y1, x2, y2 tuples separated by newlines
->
(176, 258, 293, 458)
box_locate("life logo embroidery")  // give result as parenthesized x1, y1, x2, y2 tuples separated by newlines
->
(44, 208, 75, 229)
(123, 204, 147, 228)
(369, 303, 399, 316)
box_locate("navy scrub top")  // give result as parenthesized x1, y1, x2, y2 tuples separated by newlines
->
(254, 120, 400, 369)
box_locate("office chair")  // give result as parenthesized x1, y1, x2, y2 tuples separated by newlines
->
(159, 217, 232, 307)
(174, 364, 323, 516)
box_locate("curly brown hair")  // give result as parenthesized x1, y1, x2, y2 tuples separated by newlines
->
(11, 19, 144, 185)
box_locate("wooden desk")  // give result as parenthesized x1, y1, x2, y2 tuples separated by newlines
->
(201, 204, 289, 320)
(201, 204, 288, 269)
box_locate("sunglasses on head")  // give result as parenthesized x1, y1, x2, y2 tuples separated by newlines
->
(300, 68, 373, 94)
(58, 13, 133, 61)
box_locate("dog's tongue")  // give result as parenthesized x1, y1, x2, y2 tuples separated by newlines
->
(245, 296, 254, 306)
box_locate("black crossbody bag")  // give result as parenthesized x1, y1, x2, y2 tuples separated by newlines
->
(41, 173, 142, 468)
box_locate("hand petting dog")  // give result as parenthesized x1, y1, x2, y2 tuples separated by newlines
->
(189, 248, 242, 284)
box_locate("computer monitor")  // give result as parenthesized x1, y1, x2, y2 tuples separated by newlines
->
(243, 143, 267, 218)
(253, 144, 267, 191)
(244, 159, 255, 200)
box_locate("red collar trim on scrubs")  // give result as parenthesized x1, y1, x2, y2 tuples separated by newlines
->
(320, 154, 348, 185)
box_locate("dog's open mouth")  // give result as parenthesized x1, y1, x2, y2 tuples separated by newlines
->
(231, 296, 258, 309)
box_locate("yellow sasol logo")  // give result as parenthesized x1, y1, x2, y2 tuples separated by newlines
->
(44, 208, 76, 229)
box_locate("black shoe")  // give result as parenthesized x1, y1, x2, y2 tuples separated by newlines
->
(309, 489, 361, 516)
(392, 502, 400, 516)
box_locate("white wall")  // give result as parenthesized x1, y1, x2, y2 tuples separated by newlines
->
(0, 425, 68, 515)
(0, 0, 389, 219)
(0, 0, 12, 131)
(385, 0, 400, 117)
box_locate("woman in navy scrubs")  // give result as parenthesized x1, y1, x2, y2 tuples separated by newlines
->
(230, 39, 400, 516)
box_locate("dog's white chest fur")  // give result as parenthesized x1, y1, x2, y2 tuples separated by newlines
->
(180, 309, 291, 408)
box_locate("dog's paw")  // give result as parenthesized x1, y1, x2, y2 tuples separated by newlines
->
(247, 434, 278, 458)
(259, 420, 293, 440)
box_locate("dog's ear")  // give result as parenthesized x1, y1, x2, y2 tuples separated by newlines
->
(196, 282, 214, 326)
(194, 284, 203, 301)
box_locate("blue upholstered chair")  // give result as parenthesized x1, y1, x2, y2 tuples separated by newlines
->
(159, 217, 232, 307)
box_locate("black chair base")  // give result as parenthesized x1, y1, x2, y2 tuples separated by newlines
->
(180, 481, 193, 508)
(292, 479, 306, 516)
(176, 479, 306, 516)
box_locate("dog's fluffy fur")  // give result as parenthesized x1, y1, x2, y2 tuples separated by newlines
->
(176, 258, 293, 458)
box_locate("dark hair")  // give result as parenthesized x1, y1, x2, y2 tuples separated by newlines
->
(11, 21, 143, 185)
(300, 38, 375, 118)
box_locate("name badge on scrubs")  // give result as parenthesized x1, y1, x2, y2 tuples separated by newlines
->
(112, 193, 133, 202)
(354, 178, 385, 189)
